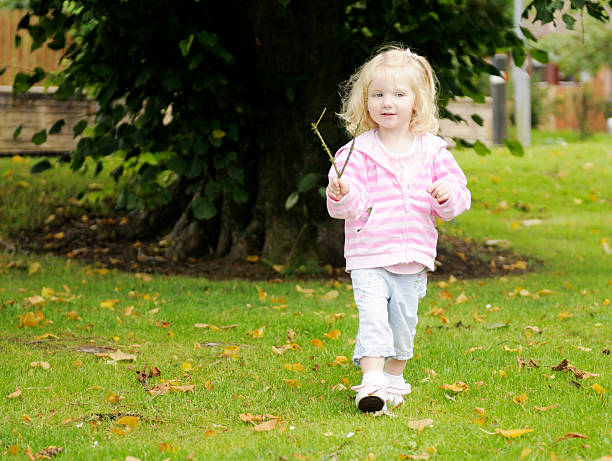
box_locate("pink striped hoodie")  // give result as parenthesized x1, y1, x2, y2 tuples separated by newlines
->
(327, 129, 470, 271)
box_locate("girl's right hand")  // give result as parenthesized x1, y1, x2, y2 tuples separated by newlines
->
(327, 176, 349, 201)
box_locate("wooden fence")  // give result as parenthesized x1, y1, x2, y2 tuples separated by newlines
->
(0, 9, 65, 87)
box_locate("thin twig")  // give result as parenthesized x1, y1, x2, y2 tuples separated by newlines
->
(311, 108, 340, 177)
(284, 222, 308, 267)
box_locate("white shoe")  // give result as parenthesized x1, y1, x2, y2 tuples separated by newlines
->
(386, 381, 412, 407)
(352, 383, 387, 413)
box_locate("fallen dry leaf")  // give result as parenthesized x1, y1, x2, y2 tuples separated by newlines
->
(248, 326, 265, 338)
(116, 416, 140, 427)
(7, 389, 22, 399)
(311, 339, 324, 350)
(254, 418, 279, 432)
(109, 350, 137, 362)
(170, 384, 196, 393)
(332, 356, 348, 367)
(284, 379, 300, 388)
(534, 403, 559, 412)
(407, 418, 434, 435)
(19, 310, 45, 327)
(34, 446, 63, 458)
(221, 345, 240, 359)
(552, 358, 600, 379)
(440, 382, 468, 393)
(284, 363, 305, 372)
(104, 392, 124, 403)
(321, 290, 339, 301)
(592, 383, 605, 394)
(495, 427, 534, 438)
(557, 432, 587, 441)
(324, 329, 341, 340)
(148, 383, 170, 398)
(513, 393, 527, 405)
(30, 361, 50, 370)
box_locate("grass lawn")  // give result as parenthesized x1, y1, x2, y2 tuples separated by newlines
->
(0, 131, 610, 460)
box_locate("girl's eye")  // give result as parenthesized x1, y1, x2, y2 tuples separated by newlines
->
(374, 93, 383, 97)
(396, 93, 404, 97)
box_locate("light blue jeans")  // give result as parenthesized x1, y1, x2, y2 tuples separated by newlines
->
(350, 268, 427, 366)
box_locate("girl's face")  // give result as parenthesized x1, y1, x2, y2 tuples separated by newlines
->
(366, 67, 416, 135)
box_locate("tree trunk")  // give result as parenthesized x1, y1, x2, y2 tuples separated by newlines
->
(249, 0, 348, 264)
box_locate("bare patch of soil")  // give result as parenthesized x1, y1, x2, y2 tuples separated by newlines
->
(14, 215, 534, 280)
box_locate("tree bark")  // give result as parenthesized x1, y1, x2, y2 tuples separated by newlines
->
(250, 0, 348, 264)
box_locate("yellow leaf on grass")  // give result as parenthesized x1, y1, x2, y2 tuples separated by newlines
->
(474, 407, 485, 415)
(248, 326, 265, 338)
(503, 345, 523, 353)
(7, 389, 22, 399)
(23, 414, 33, 422)
(272, 343, 301, 355)
(332, 356, 348, 367)
(520, 447, 532, 460)
(456, 292, 468, 304)
(284, 363, 304, 372)
(148, 383, 170, 397)
(204, 429, 216, 437)
(466, 346, 483, 353)
(116, 416, 140, 427)
(284, 379, 300, 388)
(159, 442, 178, 453)
(557, 311, 573, 321)
(41, 287, 54, 298)
(100, 299, 120, 310)
(407, 418, 434, 435)
(19, 311, 45, 327)
(295, 285, 315, 296)
(534, 403, 559, 412)
(311, 339, 324, 350)
(324, 329, 341, 340)
(321, 290, 339, 301)
(440, 382, 468, 392)
(109, 350, 137, 362)
(592, 383, 605, 394)
(104, 393, 124, 402)
(30, 361, 50, 370)
(512, 393, 527, 405)
(254, 419, 278, 432)
(28, 262, 41, 275)
(25, 296, 46, 308)
(257, 286, 267, 302)
(170, 384, 196, 393)
(495, 427, 533, 438)
(401, 454, 430, 460)
(221, 345, 240, 359)
(181, 361, 193, 371)
(34, 333, 58, 340)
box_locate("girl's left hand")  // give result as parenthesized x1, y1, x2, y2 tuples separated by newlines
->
(427, 180, 451, 204)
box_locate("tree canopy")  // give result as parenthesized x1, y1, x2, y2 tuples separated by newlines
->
(11, 0, 611, 264)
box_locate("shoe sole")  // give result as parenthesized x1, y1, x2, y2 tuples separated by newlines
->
(357, 395, 385, 413)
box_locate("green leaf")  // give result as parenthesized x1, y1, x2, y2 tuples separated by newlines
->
(13, 125, 23, 141)
(232, 187, 249, 204)
(503, 139, 525, 157)
(73, 120, 88, 137)
(285, 191, 299, 210)
(30, 159, 52, 174)
(13, 72, 34, 93)
(31, 129, 47, 145)
(512, 46, 526, 68)
(473, 140, 491, 156)
(196, 30, 218, 48)
(179, 34, 195, 57)
(531, 48, 548, 64)
(49, 119, 65, 135)
(0, 66, 5, 76)
(520, 26, 536, 42)
(167, 156, 188, 175)
(193, 196, 217, 220)
(562, 13, 576, 29)
(471, 114, 484, 127)
(297, 173, 318, 192)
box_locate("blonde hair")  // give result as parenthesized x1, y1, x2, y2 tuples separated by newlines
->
(338, 44, 439, 136)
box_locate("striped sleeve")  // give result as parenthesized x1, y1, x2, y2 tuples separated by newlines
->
(326, 147, 369, 220)
(431, 145, 471, 221)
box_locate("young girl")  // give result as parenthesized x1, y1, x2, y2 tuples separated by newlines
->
(326, 44, 471, 413)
